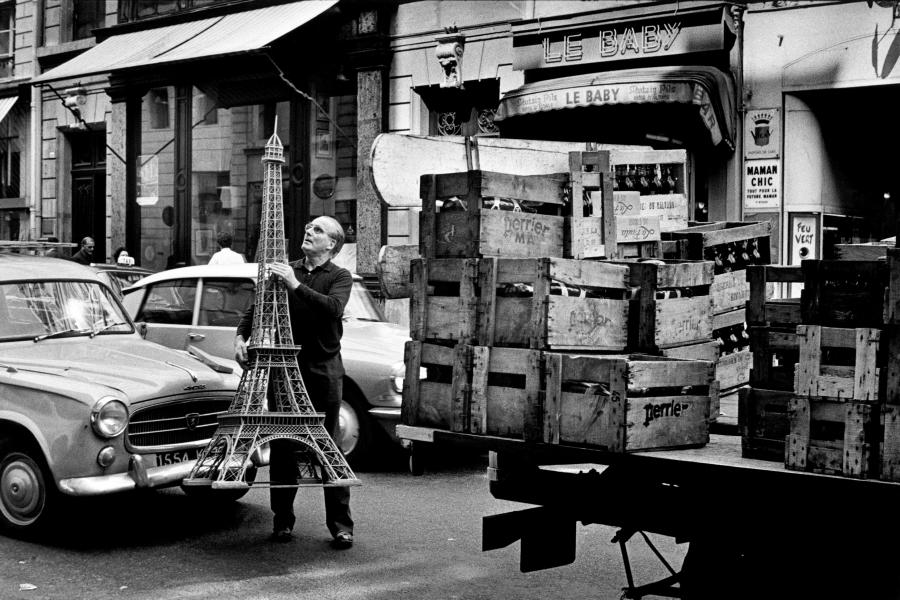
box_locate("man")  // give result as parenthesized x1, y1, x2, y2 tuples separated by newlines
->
(69, 237, 95, 265)
(234, 215, 354, 549)
(208, 231, 246, 265)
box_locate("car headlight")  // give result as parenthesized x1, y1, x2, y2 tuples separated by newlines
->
(91, 396, 129, 438)
(390, 363, 428, 394)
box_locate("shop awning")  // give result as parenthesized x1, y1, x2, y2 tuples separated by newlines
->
(0, 96, 16, 124)
(32, 1, 337, 84)
(495, 66, 735, 149)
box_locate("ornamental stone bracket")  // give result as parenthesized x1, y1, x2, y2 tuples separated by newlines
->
(435, 30, 465, 89)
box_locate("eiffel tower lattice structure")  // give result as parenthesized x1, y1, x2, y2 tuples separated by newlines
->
(183, 124, 359, 491)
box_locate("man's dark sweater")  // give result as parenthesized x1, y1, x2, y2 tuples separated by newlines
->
(237, 259, 352, 363)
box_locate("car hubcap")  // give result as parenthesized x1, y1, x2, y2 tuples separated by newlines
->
(0, 457, 44, 526)
(337, 400, 360, 456)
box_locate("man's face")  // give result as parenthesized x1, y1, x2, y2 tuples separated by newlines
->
(301, 217, 336, 257)
(84, 240, 95, 255)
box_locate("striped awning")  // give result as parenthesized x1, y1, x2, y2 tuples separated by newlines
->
(495, 65, 735, 149)
(33, 1, 337, 84)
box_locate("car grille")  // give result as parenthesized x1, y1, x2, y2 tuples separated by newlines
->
(128, 397, 232, 450)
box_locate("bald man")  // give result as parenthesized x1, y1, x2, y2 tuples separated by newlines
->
(69, 237, 95, 265)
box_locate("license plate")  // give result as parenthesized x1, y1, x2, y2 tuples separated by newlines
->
(155, 448, 200, 467)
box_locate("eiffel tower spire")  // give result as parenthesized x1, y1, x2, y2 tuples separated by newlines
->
(184, 120, 359, 491)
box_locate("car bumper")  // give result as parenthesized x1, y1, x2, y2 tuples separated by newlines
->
(58, 454, 196, 496)
(369, 406, 401, 441)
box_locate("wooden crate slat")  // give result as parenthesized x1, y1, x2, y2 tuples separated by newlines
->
(717, 349, 752, 391)
(432, 170, 568, 205)
(881, 405, 900, 481)
(887, 248, 900, 324)
(711, 270, 751, 315)
(653, 296, 715, 349)
(627, 358, 716, 388)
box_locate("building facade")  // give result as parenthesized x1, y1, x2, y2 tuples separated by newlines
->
(4, 0, 899, 279)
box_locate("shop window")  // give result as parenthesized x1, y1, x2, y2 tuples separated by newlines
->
(0, 148, 19, 198)
(419, 80, 500, 138)
(0, 2, 13, 79)
(193, 90, 218, 126)
(148, 89, 170, 130)
(72, 0, 105, 40)
(118, 0, 224, 24)
(310, 90, 357, 244)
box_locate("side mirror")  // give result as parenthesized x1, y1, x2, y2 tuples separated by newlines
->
(136, 321, 148, 339)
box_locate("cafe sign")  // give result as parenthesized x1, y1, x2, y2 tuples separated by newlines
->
(513, 10, 733, 70)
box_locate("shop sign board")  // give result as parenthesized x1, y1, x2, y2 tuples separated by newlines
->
(789, 213, 819, 264)
(744, 159, 781, 211)
(513, 12, 730, 70)
(745, 109, 780, 159)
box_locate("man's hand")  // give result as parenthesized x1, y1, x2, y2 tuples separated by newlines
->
(234, 335, 249, 369)
(269, 262, 300, 291)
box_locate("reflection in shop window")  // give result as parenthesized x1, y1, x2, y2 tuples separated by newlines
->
(149, 89, 170, 130)
(311, 92, 357, 248)
(0, 2, 13, 78)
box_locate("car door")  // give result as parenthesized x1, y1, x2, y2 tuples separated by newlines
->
(132, 278, 199, 351)
(192, 277, 256, 360)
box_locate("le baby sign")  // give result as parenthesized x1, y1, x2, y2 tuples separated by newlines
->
(744, 159, 781, 211)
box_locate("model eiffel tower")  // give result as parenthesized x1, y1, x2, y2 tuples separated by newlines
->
(183, 123, 359, 491)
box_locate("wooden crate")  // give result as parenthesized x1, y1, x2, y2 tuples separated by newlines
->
(834, 242, 892, 261)
(476, 257, 631, 351)
(402, 342, 544, 439)
(786, 396, 879, 478)
(410, 256, 632, 350)
(409, 257, 479, 344)
(795, 325, 881, 402)
(621, 259, 715, 352)
(746, 265, 803, 328)
(568, 151, 616, 260)
(886, 248, 900, 325)
(748, 327, 799, 392)
(420, 170, 569, 259)
(402, 340, 470, 432)
(543, 353, 714, 452)
(739, 387, 790, 461)
(376, 244, 419, 299)
(800, 259, 888, 328)
(663, 221, 773, 264)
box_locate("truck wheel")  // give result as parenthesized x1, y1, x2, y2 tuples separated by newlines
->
(408, 442, 426, 476)
(0, 449, 56, 535)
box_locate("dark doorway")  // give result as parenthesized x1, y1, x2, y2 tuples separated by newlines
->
(70, 130, 106, 262)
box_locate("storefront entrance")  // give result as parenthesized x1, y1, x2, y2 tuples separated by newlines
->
(70, 130, 106, 262)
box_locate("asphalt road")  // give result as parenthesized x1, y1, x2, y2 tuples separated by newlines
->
(0, 451, 685, 600)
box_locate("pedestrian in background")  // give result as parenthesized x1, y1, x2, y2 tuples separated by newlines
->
(208, 231, 245, 265)
(69, 237, 95, 265)
(234, 215, 354, 549)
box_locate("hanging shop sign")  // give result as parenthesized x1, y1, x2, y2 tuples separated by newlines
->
(744, 158, 781, 211)
(512, 8, 734, 70)
(745, 108, 780, 159)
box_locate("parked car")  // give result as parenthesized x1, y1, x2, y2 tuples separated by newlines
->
(0, 254, 245, 535)
(89, 262, 154, 297)
(120, 263, 409, 467)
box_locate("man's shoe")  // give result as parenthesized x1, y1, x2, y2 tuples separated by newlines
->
(331, 531, 353, 549)
(269, 528, 293, 543)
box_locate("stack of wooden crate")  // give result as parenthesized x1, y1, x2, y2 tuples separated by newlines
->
(402, 157, 717, 453)
(662, 221, 774, 414)
(741, 257, 890, 479)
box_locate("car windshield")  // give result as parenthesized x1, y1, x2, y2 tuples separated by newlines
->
(0, 280, 133, 341)
(346, 282, 385, 322)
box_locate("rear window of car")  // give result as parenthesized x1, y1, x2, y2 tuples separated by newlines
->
(198, 278, 254, 327)
(135, 279, 197, 325)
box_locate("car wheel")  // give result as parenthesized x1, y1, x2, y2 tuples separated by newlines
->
(0, 449, 55, 534)
(337, 393, 373, 469)
(181, 465, 257, 503)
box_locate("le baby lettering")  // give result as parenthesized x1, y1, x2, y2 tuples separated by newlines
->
(643, 400, 691, 427)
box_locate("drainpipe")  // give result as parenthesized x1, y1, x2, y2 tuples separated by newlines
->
(732, 4, 745, 222)
(29, 0, 45, 240)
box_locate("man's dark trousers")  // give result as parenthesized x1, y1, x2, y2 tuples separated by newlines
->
(269, 356, 353, 537)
